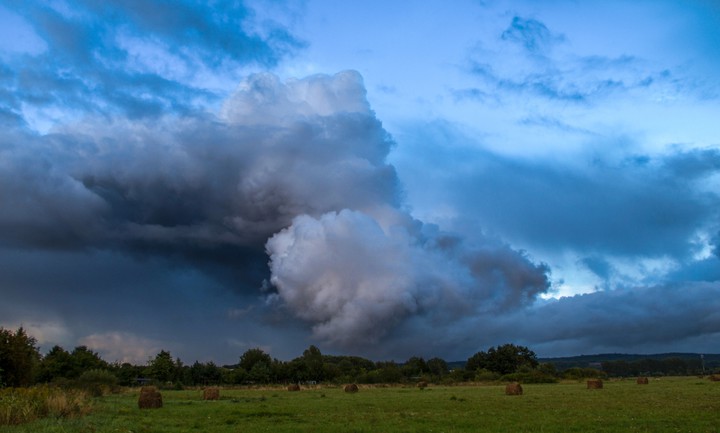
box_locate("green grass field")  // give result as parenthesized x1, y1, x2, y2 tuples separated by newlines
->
(2, 377, 718, 433)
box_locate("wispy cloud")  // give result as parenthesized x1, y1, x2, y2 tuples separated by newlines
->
(0, 0, 305, 128)
(501, 16, 565, 54)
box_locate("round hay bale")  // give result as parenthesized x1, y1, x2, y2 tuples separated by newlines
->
(709, 374, 720, 382)
(344, 384, 359, 393)
(417, 381, 428, 389)
(138, 386, 163, 409)
(287, 384, 301, 392)
(203, 387, 220, 400)
(636, 377, 649, 385)
(587, 379, 603, 389)
(505, 382, 523, 396)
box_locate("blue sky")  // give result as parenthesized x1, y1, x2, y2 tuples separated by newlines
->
(1, 0, 719, 364)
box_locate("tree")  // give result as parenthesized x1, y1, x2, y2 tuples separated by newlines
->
(465, 351, 489, 372)
(427, 357, 449, 378)
(372, 361, 403, 383)
(248, 362, 272, 383)
(69, 346, 108, 376)
(112, 362, 145, 386)
(188, 361, 223, 385)
(238, 348, 272, 372)
(301, 345, 324, 381)
(38, 345, 73, 382)
(237, 348, 275, 383)
(485, 344, 538, 375)
(0, 327, 41, 387)
(466, 344, 538, 375)
(147, 350, 177, 383)
(402, 356, 428, 379)
(38, 345, 108, 382)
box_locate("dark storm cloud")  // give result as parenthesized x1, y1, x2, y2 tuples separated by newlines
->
(580, 256, 614, 281)
(393, 122, 720, 269)
(0, 71, 399, 286)
(367, 280, 720, 360)
(516, 282, 720, 354)
(0, 246, 308, 364)
(665, 256, 720, 284)
(0, 70, 551, 351)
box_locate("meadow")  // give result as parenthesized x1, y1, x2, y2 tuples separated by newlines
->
(2, 377, 718, 433)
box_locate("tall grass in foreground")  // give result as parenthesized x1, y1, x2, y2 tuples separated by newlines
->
(0, 387, 92, 425)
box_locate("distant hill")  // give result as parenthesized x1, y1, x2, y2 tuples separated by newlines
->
(448, 353, 720, 372)
(538, 353, 720, 371)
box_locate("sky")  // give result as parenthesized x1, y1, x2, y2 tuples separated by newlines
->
(0, 0, 719, 365)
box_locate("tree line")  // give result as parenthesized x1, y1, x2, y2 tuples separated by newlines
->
(1, 326, 713, 389)
(601, 358, 706, 377)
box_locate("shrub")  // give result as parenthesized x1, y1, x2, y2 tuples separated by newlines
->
(75, 369, 119, 397)
(0, 386, 92, 425)
(474, 369, 501, 382)
(502, 368, 558, 384)
(562, 367, 606, 380)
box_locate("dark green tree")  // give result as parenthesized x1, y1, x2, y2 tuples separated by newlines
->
(112, 362, 145, 386)
(286, 357, 307, 382)
(69, 346, 108, 376)
(0, 327, 41, 387)
(37, 345, 73, 382)
(465, 351, 489, 372)
(402, 356, 429, 379)
(188, 361, 223, 385)
(248, 362, 272, 383)
(466, 344, 538, 375)
(486, 343, 538, 375)
(147, 350, 177, 383)
(238, 348, 272, 372)
(301, 345, 324, 381)
(427, 357, 449, 378)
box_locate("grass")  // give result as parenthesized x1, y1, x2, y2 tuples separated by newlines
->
(2, 377, 719, 432)
(0, 387, 92, 426)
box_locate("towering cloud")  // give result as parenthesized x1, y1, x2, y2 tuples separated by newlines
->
(0, 70, 550, 350)
(267, 210, 549, 346)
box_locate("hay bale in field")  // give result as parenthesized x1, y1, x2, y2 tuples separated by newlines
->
(344, 384, 359, 393)
(287, 384, 301, 391)
(203, 387, 220, 400)
(709, 375, 720, 382)
(417, 381, 428, 389)
(138, 386, 163, 409)
(505, 382, 523, 396)
(587, 379, 603, 389)
(636, 377, 649, 385)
